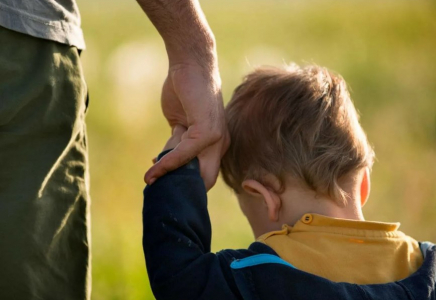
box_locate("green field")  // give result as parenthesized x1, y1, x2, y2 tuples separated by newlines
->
(76, 1, 436, 299)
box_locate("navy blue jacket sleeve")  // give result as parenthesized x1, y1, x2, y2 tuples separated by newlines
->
(143, 152, 248, 300)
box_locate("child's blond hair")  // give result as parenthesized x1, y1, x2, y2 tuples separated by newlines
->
(221, 65, 374, 204)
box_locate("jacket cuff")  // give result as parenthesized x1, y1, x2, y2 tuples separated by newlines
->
(157, 149, 200, 171)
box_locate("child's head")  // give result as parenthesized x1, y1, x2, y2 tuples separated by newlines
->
(221, 64, 374, 236)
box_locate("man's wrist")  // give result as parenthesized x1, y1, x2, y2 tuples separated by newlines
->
(165, 36, 217, 69)
(137, 0, 217, 69)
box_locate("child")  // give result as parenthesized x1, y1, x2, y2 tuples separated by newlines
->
(143, 65, 435, 300)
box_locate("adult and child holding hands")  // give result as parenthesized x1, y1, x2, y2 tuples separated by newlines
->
(0, 0, 434, 299)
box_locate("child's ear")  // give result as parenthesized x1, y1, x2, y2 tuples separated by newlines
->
(241, 179, 281, 222)
(360, 167, 371, 207)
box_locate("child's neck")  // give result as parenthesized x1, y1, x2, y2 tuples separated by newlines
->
(280, 184, 365, 226)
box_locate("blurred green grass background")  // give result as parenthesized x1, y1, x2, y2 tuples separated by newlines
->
(76, 0, 436, 299)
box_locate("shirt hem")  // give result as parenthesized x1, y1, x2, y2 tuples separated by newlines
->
(0, 3, 86, 49)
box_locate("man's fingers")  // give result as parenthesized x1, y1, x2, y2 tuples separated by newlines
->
(198, 155, 220, 190)
(144, 123, 228, 188)
(163, 125, 187, 152)
(196, 141, 222, 190)
(144, 138, 208, 185)
(144, 159, 172, 185)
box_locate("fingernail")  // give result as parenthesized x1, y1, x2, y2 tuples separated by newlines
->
(149, 178, 156, 185)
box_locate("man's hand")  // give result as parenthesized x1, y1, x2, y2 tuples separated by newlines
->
(138, 0, 230, 190)
(145, 63, 229, 190)
(162, 125, 187, 152)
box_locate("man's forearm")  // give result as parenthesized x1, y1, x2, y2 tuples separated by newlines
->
(137, 0, 216, 68)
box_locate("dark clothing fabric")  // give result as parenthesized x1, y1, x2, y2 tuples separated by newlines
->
(231, 249, 436, 300)
(0, 26, 90, 300)
(143, 152, 436, 300)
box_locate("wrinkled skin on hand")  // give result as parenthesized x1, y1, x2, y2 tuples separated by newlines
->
(145, 63, 230, 190)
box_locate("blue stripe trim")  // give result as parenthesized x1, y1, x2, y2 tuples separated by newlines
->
(230, 254, 297, 270)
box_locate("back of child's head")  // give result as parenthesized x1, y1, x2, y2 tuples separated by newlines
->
(221, 64, 374, 204)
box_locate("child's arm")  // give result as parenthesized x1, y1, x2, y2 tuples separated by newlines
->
(143, 126, 246, 300)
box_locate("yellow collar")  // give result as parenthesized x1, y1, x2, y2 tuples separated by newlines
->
(258, 213, 402, 240)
